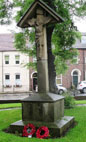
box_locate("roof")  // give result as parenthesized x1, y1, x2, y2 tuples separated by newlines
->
(73, 33, 86, 49)
(0, 34, 16, 51)
(17, 0, 64, 28)
(0, 32, 86, 52)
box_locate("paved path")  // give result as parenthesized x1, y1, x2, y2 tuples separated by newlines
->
(0, 107, 21, 111)
(76, 104, 86, 106)
(71, 90, 86, 100)
(0, 93, 31, 103)
(0, 91, 86, 103)
(74, 93, 86, 100)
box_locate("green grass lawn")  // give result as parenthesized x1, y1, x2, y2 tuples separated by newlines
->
(0, 103, 21, 109)
(0, 106, 86, 142)
(75, 100, 86, 104)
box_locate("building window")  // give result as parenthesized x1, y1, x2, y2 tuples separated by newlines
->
(81, 36, 86, 44)
(73, 56, 79, 64)
(5, 55, 9, 64)
(16, 74, 20, 79)
(5, 74, 10, 86)
(56, 75, 62, 85)
(15, 74, 21, 86)
(15, 55, 20, 64)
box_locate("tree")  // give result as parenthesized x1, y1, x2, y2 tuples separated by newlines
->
(0, 0, 85, 93)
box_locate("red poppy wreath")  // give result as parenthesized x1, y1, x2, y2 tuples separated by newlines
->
(22, 123, 36, 137)
(36, 126, 49, 139)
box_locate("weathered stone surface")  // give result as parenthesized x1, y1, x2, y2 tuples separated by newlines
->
(22, 100, 64, 122)
(37, 60, 49, 93)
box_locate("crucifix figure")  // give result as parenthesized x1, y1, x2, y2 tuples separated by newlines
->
(28, 8, 52, 60)
(27, 8, 53, 93)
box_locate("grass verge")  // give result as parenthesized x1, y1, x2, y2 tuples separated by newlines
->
(0, 103, 21, 109)
(0, 106, 86, 141)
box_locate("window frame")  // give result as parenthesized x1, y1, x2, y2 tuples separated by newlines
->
(56, 74, 62, 85)
(15, 74, 20, 80)
(81, 35, 86, 44)
(15, 73, 21, 86)
(73, 56, 79, 64)
(5, 74, 10, 86)
(5, 74, 10, 80)
(15, 55, 20, 64)
(5, 55, 9, 64)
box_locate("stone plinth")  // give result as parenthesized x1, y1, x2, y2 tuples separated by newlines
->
(22, 93, 64, 122)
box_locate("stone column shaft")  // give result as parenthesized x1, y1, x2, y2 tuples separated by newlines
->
(36, 9, 49, 93)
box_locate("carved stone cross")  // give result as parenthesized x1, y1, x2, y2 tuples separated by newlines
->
(11, 0, 74, 137)
(28, 8, 53, 93)
(17, 0, 64, 93)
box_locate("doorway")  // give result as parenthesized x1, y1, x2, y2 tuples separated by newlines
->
(73, 71, 78, 87)
(32, 72, 37, 91)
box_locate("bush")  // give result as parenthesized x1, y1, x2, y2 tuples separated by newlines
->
(63, 91, 75, 109)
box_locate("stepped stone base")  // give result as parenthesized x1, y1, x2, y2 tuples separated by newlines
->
(9, 93, 75, 137)
(10, 116, 74, 137)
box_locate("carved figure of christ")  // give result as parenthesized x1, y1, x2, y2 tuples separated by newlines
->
(27, 8, 53, 93)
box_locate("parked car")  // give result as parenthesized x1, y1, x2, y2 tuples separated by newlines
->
(56, 84, 67, 94)
(77, 81, 86, 93)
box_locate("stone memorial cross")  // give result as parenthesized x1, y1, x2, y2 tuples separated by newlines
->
(10, 0, 74, 137)
(17, 0, 64, 94)
(27, 8, 53, 93)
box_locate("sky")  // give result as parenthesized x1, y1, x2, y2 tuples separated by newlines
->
(0, 16, 86, 34)
(74, 17, 86, 33)
(0, 8, 21, 34)
(0, 21, 19, 34)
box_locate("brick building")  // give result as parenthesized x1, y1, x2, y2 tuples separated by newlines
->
(30, 33, 86, 90)
(57, 33, 86, 89)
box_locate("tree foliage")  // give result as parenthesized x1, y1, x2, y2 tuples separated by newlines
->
(0, 0, 85, 74)
(0, 0, 13, 24)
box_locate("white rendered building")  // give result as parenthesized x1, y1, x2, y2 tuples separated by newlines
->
(0, 34, 29, 93)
